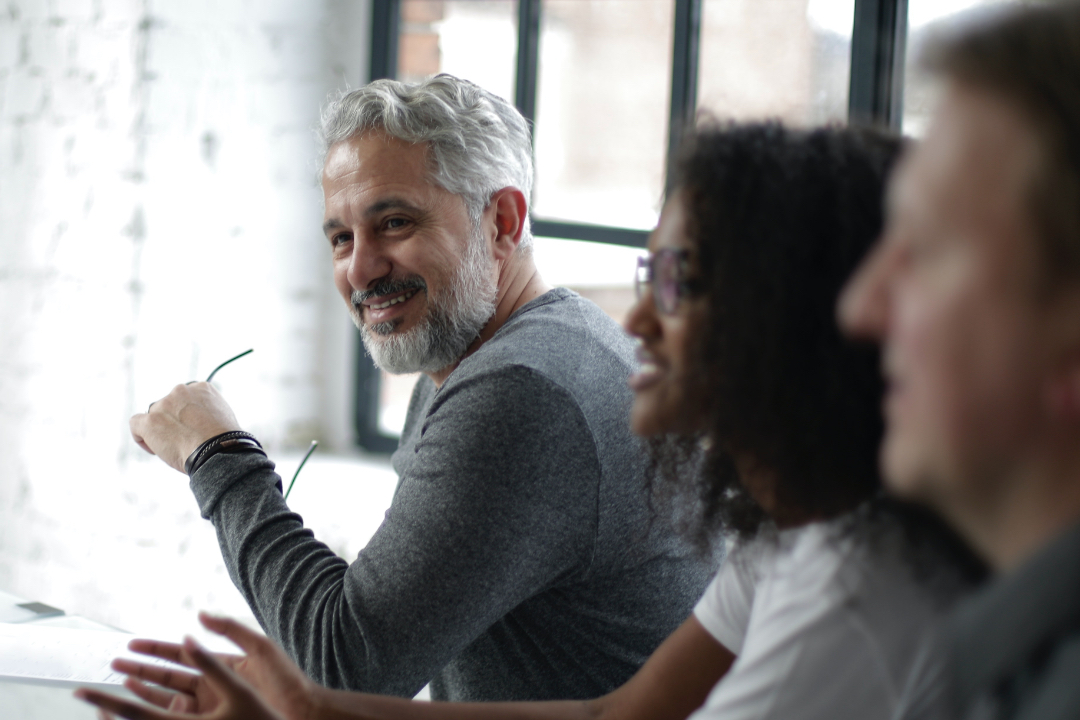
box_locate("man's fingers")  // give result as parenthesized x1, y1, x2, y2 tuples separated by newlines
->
(129, 414, 158, 456)
(198, 612, 265, 657)
(113, 656, 200, 694)
(74, 688, 177, 720)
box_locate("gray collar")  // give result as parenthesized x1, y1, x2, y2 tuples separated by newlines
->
(950, 521, 1080, 705)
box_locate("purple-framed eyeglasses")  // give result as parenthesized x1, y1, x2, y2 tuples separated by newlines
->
(634, 249, 697, 314)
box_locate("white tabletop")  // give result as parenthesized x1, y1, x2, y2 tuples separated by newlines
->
(0, 589, 143, 720)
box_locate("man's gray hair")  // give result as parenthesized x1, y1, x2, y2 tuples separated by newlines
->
(320, 74, 534, 249)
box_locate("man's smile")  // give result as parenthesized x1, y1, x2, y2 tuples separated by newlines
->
(363, 288, 421, 325)
(365, 288, 418, 310)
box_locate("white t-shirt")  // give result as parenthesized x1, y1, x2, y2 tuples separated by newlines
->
(691, 520, 952, 720)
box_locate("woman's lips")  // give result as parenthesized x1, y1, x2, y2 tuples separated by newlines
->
(629, 355, 663, 391)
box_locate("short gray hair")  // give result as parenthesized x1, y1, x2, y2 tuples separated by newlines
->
(320, 74, 534, 249)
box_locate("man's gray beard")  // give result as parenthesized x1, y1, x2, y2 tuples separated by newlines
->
(350, 231, 497, 375)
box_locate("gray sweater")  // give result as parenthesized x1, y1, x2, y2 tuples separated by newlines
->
(190, 288, 717, 701)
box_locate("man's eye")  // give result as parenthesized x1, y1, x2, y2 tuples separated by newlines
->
(332, 233, 352, 246)
(385, 217, 409, 230)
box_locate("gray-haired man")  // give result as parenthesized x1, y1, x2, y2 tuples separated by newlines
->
(130, 75, 715, 701)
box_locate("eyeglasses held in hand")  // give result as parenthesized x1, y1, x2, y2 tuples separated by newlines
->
(206, 348, 254, 382)
(202, 348, 317, 501)
(284, 440, 318, 501)
(634, 249, 698, 315)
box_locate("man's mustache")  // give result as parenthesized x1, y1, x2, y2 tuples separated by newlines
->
(351, 276, 428, 310)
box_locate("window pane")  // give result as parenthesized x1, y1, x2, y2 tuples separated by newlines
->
(902, 0, 1031, 136)
(533, 0, 675, 231)
(379, 370, 422, 436)
(533, 236, 643, 325)
(398, 0, 518, 101)
(697, 0, 853, 125)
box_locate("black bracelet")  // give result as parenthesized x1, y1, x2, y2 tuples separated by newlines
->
(185, 431, 266, 477)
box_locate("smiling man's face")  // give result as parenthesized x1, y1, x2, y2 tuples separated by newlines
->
(839, 83, 1056, 515)
(322, 132, 497, 374)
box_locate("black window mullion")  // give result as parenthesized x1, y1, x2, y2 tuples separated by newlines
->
(848, 0, 908, 129)
(355, 0, 403, 454)
(515, 0, 543, 131)
(532, 219, 649, 248)
(370, 0, 401, 81)
(668, 0, 703, 169)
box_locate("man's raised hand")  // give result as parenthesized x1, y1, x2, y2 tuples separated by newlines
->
(130, 383, 242, 473)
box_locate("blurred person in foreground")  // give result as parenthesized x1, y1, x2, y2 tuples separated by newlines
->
(79, 122, 983, 720)
(123, 74, 716, 701)
(839, 3, 1080, 718)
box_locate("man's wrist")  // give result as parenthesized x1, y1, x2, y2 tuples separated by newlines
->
(184, 431, 266, 477)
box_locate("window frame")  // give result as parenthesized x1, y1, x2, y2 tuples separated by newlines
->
(354, 0, 906, 453)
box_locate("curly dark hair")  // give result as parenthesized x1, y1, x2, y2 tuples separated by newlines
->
(649, 121, 901, 546)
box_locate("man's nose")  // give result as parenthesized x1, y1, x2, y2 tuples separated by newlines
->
(838, 240, 893, 342)
(347, 233, 392, 291)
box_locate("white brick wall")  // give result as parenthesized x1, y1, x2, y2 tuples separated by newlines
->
(0, 0, 382, 640)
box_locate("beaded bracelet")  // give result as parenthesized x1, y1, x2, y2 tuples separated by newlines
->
(184, 431, 266, 477)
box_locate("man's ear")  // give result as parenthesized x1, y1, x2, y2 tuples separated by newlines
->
(487, 187, 528, 261)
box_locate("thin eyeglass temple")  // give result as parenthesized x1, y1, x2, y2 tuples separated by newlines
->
(284, 440, 318, 501)
(199, 347, 315, 499)
(206, 349, 254, 382)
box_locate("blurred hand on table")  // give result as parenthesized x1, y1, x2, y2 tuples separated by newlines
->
(75, 612, 315, 720)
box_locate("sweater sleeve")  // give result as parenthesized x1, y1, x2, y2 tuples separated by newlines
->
(189, 365, 600, 697)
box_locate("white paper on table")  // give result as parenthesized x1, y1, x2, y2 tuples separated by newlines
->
(0, 623, 180, 689)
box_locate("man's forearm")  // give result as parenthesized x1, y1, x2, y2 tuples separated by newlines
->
(189, 433, 591, 699)
(189, 366, 619, 701)
(190, 452, 431, 695)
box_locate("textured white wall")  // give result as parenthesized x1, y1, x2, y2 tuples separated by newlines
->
(0, 0, 379, 639)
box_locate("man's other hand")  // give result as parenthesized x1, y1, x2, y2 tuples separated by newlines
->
(131, 383, 242, 473)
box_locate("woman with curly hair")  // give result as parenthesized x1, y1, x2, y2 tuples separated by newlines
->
(78, 122, 981, 720)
